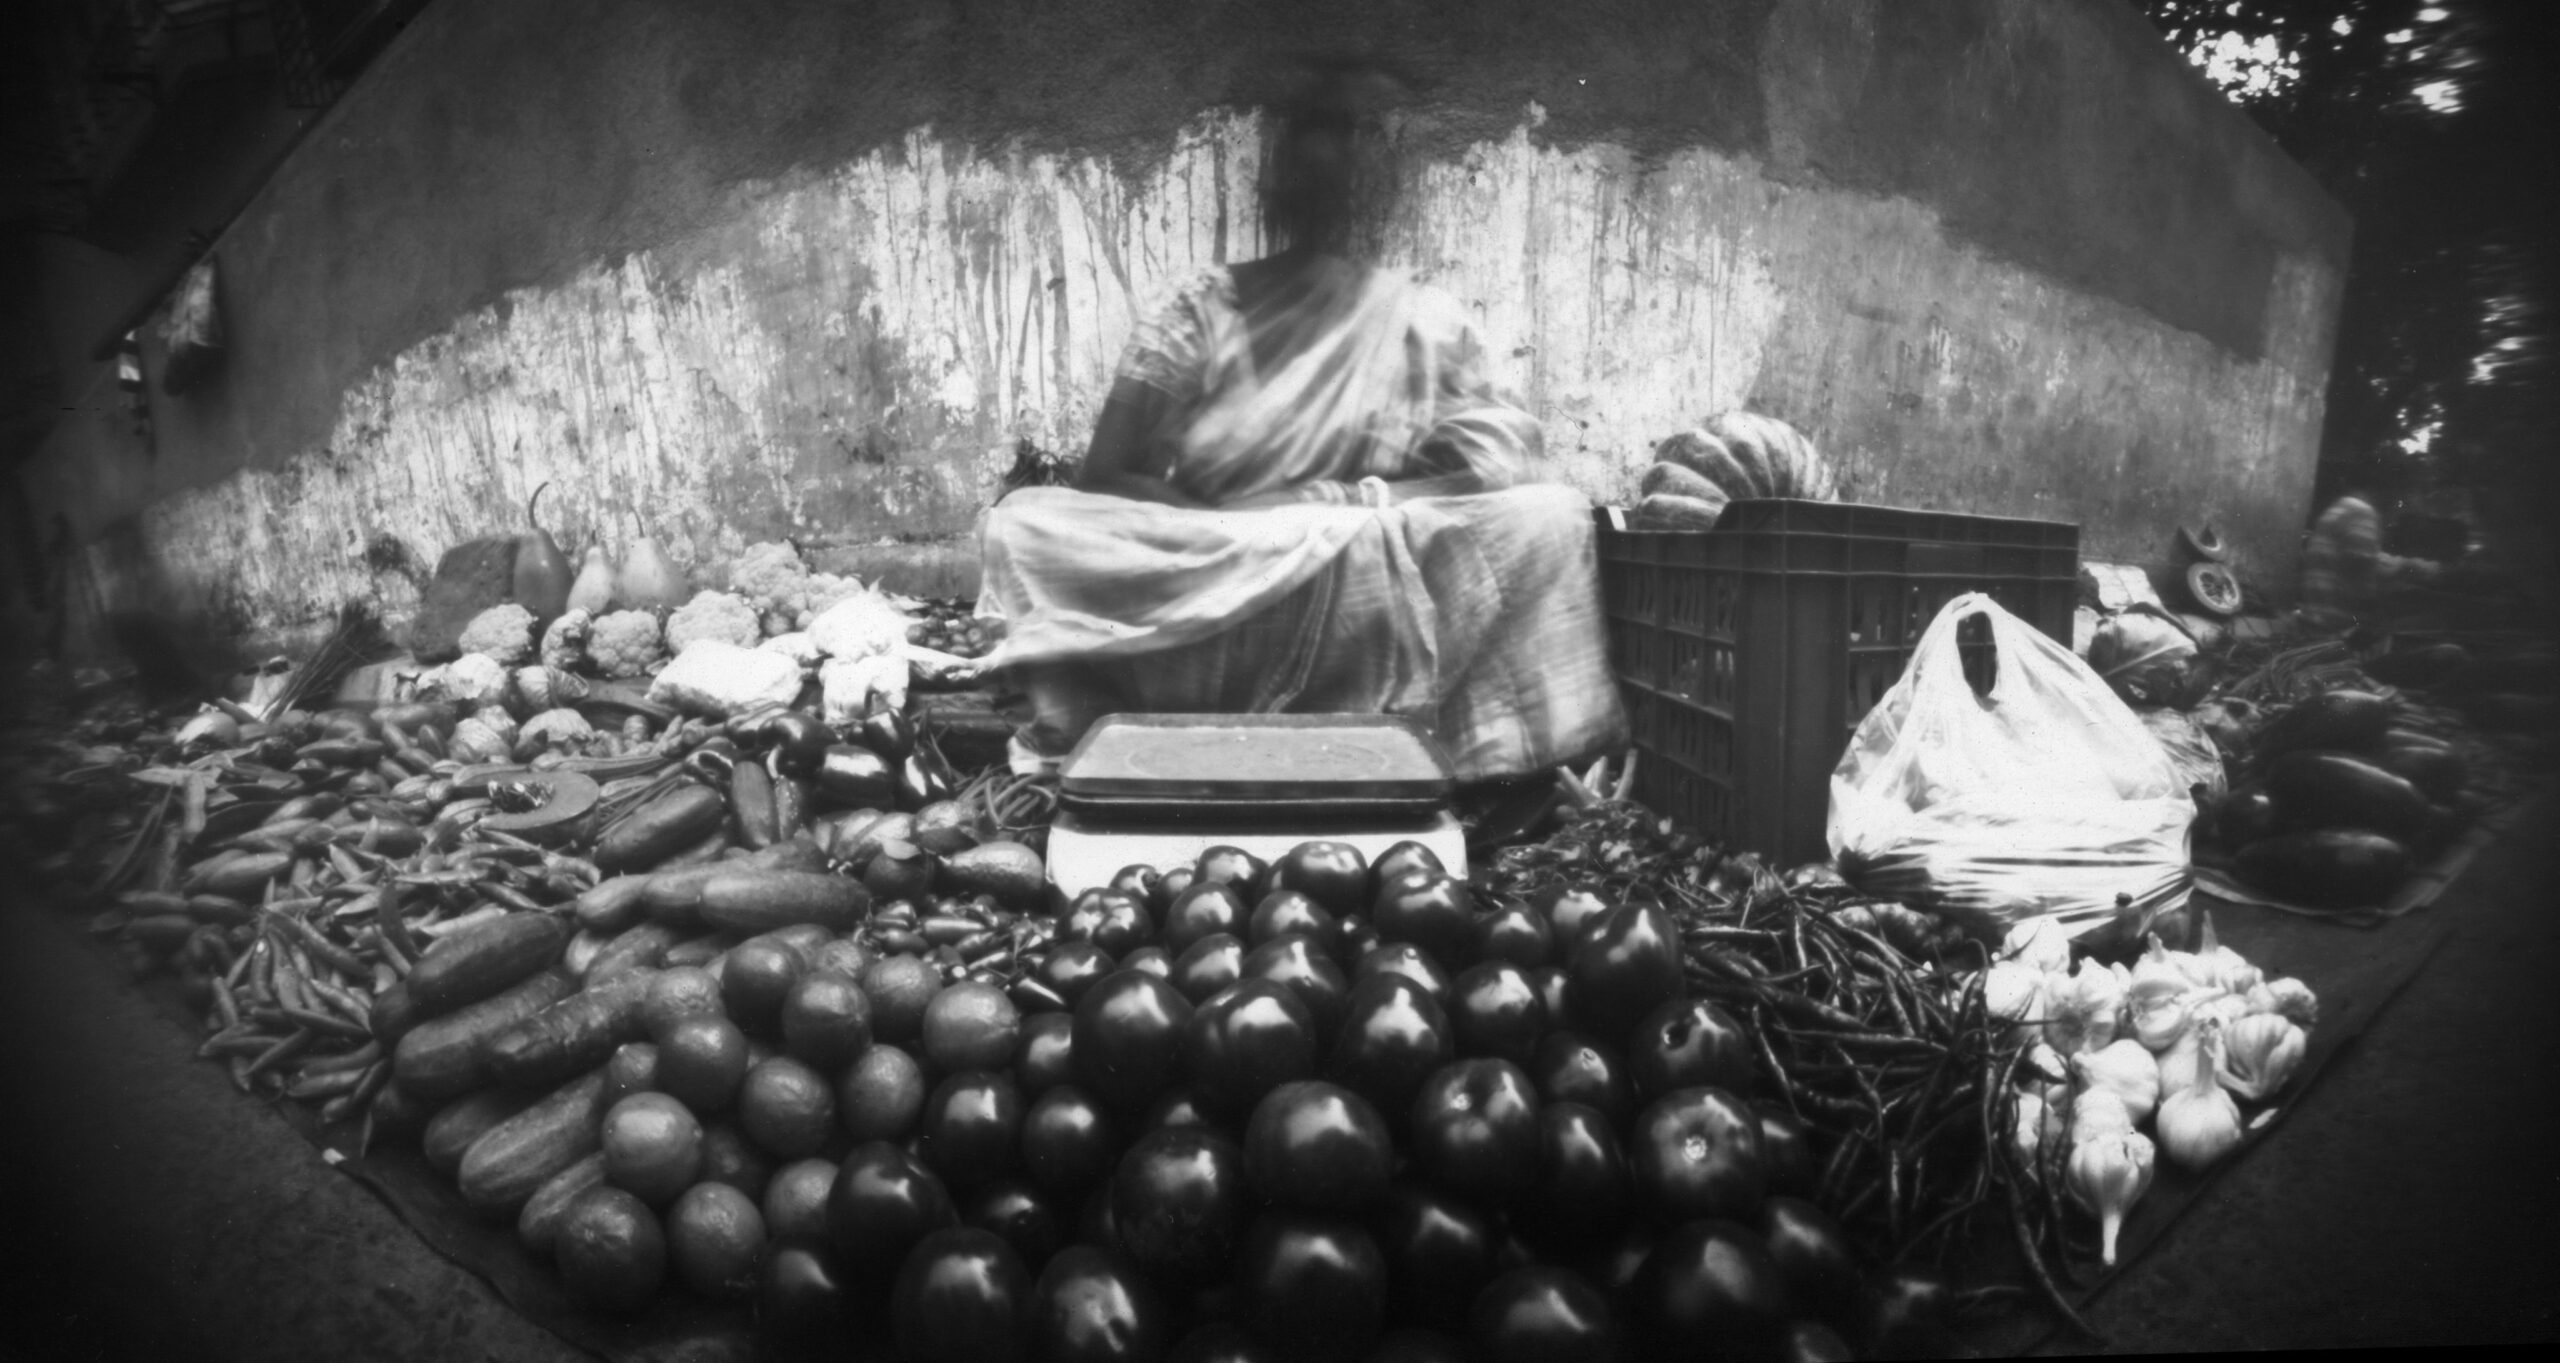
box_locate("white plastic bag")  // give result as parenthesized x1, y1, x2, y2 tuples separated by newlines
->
(1827, 594, 2194, 942)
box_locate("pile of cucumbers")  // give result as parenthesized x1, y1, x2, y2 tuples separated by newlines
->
(2199, 690, 2470, 909)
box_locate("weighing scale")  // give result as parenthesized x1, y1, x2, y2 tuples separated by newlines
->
(1044, 714, 1470, 898)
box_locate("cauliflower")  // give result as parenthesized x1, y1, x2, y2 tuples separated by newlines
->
(436, 652, 510, 707)
(588, 610, 667, 679)
(539, 608, 593, 672)
(457, 603, 539, 665)
(798, 572, 872, 628)
(666, 590, 762, 653)
(650, 640, 805, 717)
(519, 708, 595, 751)
(761, 632, 823, 671)
(726, 542, 814, 618)
(808, 590, 915, 660)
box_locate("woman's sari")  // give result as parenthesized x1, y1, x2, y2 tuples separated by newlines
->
(978, 260, 1627, 780)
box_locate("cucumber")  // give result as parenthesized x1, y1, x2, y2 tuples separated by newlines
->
(585, 921, 685, 986)
(2233, 829, 2411, 909)
(424, 1089, 539, 1176)
(407, 912, 572, 1017)
(369, 979, 423, 1045)
(393, 967, 578, 1102)
(641, 864, 730, 925)
(458, 1068, 616, 1216)
(517, 1152, 609, 1256)
(2253, 690, 2394, 763)
(2265, 749, 2432, 841)
(573, 875, 655, 934)
(563, 928, 611, 978)
(695, 868, 870, 935)
(594, 783, 728, 873)
(482, 969, 662, 1092)
(744, 838, 831, 874)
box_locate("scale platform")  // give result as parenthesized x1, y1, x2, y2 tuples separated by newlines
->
(1044, 714, 1469, 898)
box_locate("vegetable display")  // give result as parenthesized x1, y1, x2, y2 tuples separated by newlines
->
(28, 654, 2356, 1362)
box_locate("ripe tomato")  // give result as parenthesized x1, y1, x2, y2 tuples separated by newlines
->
(1248, 889, 1343, 960)
(1028, 1245, 1169, 1363)
(1564, 902, 1682, 1041)
(1626, 997, 1756, 1101)
(1267, 840, 1371, 918)
(1328, 974, 1456, 1126)
(1445, 962, 1547, 1066)
(1242, 1080, 1394, 1213)
(1371, 1182, 1500, 1332)
(1058, 890, 1154, 959)
(1469, 1265, 1616, 1363)
(1232, 1211, 1389, 1359)
(826, 1140, 957, 1283)
(1528, 1030, 1633, 1129)
(1628, 1087, 1765, 1225)
(891, 1225, 1029, 1363)
(1163, 882, 1252, 957)
(1020, 1084, 1119, 1201)
(1409, 1059, 1541, 1206)
(1239, 933, 1351, 1039)
(1371, 872, 1476, 969)
(1072, 970, 1195, 1115)
(1182, 979, 1321, 1120)
(1110, 1126, 1249, 1294)
(916, 1070, 1025, 1189)
(1170, 933, 1249, 1005)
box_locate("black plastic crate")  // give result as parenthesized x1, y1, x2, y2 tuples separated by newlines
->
(1595, 500, 2080, 866)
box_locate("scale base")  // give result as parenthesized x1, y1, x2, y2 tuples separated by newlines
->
(1044, 808, 1469, 899)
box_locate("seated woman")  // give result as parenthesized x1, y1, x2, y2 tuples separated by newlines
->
(977, 68, 1627, 789)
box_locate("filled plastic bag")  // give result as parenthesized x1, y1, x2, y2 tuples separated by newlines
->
(1827, 593, 2195, 942)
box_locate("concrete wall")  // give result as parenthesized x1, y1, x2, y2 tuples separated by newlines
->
(16, 0, 2349, 655)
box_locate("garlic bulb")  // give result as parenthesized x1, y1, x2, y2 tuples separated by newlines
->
(2002, 916, 2075, 974)
(1984, 959, 2050, 1024)
(2129, 932, 2191, 1004)
(2194, 913, 2264, 994)
(2068, 1130, 2156, 1266)
(2012, 1087, 2053, 1174)
(2217, 1012, 2307, 1102)
(2069, 1086, 2136, 1147)
(2021, 1042, 2073, 1088)
(2155, 1021, 2209, 1096)
(2156, 1018, 2245, 1171)
(2256, 976, 2320, 1028)
(2073, 1039, 2162, 1127)
(2128, 986, 2193, 1054)
(2048, 957, 2128, 1055)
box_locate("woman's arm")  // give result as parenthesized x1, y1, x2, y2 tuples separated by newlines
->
(1074, 377, 1210, 509)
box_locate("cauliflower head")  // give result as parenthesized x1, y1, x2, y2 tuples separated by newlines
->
(588, 610, 667, 679)
(436, 652, 511, 707)
(539, 608, 593, 672)
(727, 542, 813, 617)
(666, 590, 763, 653)
(457, 604, 539, 666)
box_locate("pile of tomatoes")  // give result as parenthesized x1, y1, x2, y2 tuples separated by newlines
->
(762, 839, 1916, 1363)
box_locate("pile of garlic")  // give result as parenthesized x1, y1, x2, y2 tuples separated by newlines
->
(1981, 914, 2317, 1266)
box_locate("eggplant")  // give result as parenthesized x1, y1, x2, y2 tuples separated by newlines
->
(2251, 690, 2393, 764)
(2200, 784, 2279, 850)
(2373, 737, 2467, 803)
(862, 709, 917, 763)
(815, 744, 896, 807)
(2233, 829, 2411, 909)
(2264, 750, 2432, 841)
(2362, 642, 2470, 689)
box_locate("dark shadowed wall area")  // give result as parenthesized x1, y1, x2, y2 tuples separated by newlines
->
(15, 0, 2348, 653)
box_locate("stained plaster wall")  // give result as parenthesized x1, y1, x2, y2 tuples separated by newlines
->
(18, 0, 2349, 654)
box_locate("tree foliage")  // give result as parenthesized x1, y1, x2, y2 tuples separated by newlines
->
(2136, 0, 2559, 532)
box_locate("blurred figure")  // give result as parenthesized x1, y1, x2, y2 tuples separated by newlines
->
(976, 61, 1626, 785)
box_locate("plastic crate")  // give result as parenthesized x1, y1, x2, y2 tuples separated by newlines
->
(1594, 500, 2080, 866)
